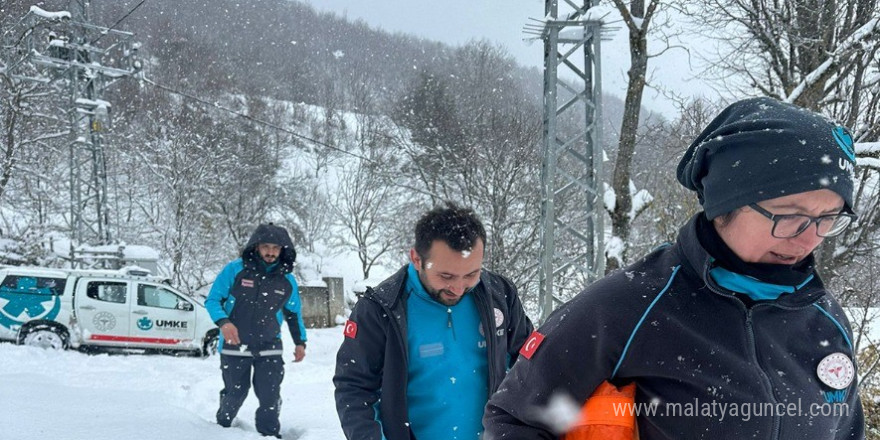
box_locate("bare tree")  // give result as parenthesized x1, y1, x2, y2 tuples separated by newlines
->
(388, 41, 545, 298)
(391, 69, 468, 205)
(134, 108, 218, 290)
(836, 251, 880, 440)
(629, 98, 719, 257)
(106, 89, 232, 292)
(334, 162, 399, 279)
(0, 13, 72, 263)
(691, 0, 879, 109)
(331, 102, 405, 280)
(603, 0, 693, 270)
(451, 41, 544, 290)
(605, 0, 658, 271)
(202, 98, 290, 250)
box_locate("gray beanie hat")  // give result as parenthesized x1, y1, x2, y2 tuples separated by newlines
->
(676, 97, 856, 219)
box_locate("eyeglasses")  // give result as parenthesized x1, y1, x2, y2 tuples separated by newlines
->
(748, 203, 856, 238)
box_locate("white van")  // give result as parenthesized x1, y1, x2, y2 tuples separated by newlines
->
(0, 266, 218, 356)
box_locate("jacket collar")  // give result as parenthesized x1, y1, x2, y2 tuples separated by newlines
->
(676, 213, 827, 307)
(367, 264, 491, 310)
(367, 265, 410, 310)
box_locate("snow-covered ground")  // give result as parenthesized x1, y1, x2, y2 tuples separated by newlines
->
(1, 326, 347, 439)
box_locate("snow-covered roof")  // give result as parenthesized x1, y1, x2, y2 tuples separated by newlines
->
(122, 245, 160, 260)
(0, 265, 173, 287)
(0, 265, 70, 279)
(74, 244, 160, 261)
(29, 6, 71, 20)
(75, 98, 112, 109)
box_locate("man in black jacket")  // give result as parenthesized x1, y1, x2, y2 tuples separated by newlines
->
(334, 203, 533, 440)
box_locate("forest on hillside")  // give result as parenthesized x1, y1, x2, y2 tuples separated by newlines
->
(0, 0, 878, 313)
(0, 0, 665, 298)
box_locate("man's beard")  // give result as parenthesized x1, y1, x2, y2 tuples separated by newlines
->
(426, 286, 462, 306)
(418, 270, 464, 306)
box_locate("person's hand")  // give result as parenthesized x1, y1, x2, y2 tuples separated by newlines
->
(220, 322, 240, 345)
(293, 344, 306, 362)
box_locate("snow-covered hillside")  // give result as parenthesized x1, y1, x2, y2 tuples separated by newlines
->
(1, 327, 347, 439)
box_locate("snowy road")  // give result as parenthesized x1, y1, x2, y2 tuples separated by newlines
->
(1, 327, 347, 439)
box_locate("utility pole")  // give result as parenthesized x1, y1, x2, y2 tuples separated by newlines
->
(526, 1, 611, 322)
(3, 1, 141, 267)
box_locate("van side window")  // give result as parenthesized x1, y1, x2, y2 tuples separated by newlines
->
(138, 284, 187, 310)
(86, 281, 127, 304)
(0, 275, 66, 296)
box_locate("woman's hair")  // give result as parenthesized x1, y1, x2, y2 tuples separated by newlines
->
(713, 209, 743, 229)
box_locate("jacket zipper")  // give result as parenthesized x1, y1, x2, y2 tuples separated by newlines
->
(745, 308, 781, 440)
(447, 308, 457, 340)
(704, 264, 781, 440)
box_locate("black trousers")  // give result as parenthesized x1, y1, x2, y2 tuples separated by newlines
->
(216, 353, 285, 436)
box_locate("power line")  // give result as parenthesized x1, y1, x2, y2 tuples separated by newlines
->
(141, 77, 373, 162)
(91, 0, 148, 45)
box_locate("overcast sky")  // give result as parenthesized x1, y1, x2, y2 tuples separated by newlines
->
(306, 0, 723, 115)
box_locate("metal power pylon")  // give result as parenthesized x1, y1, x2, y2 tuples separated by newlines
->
(3, 2, 141, 265)
(526, 1, 611, 322)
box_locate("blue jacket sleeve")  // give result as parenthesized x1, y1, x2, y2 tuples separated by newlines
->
(205, 261, 241, 327)
(283, 274, 307, 346)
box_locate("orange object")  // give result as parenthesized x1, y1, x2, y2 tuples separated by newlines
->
(562, 381, 638, 440)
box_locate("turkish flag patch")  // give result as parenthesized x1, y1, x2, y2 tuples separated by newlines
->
(520, 331, 545, 359)
(241, 279, 254, 288)
(343, 320, 358, 339)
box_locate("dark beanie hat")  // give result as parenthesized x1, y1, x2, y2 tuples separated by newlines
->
(677, 97, 856, 219)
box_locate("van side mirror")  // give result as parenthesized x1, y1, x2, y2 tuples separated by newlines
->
(177, 301, 194, 311)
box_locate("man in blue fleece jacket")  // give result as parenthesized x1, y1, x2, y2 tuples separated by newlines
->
(334, 203, 534, 440)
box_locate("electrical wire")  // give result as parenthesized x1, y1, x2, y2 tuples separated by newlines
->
(90, 0, 148, 45)
(140, 76, 373, 162)
(10, 0, 372, 162)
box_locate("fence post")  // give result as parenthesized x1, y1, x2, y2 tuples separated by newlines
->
(323, 276, 344, 325)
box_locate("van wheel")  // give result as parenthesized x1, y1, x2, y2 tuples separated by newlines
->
(20, 324, 69, 350)
(202, 331, 219, 357)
